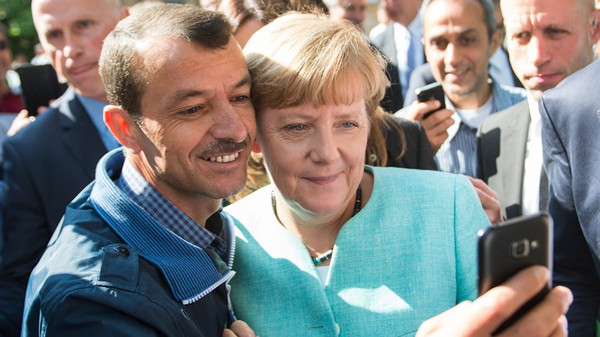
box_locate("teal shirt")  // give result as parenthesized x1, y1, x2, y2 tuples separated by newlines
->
(226, 166, 490, 336)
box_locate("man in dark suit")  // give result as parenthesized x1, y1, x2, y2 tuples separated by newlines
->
(540, 60, 600, 337)
(0, 0, 128, 335)
(477, 0, 599, 220)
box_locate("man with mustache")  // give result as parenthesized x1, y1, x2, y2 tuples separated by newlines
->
(21, 4, 256, 336)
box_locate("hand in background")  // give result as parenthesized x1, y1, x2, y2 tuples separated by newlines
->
(468, 176, 502, 224)
(406, 100, 454, 154)
(6, 104, 49, 137)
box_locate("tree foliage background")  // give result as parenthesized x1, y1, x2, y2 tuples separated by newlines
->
(1, 0, 37, 60)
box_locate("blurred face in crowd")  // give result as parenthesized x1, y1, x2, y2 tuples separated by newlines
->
(116, 38, 256, 213)
(502, 0, 600, 100)
(31, 0, 127, 101)
(0, 30, 11, 79)
(331, 0, 369, 26)
(382, 0, 422, 26)
(423, 0, 500, 109)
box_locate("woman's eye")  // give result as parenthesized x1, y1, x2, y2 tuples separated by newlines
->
(341, 122, 358, 128)
(286, 124, 307, 132)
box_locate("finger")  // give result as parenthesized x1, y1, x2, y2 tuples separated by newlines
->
(468, 177, 498, 200)
(228, 320, 256, 337)
(408, 100, 442, 120)
(37, 105, 48, 114)
(222, 329, 236, 337)
(415, 301, 473, 336)
(422, 116, 454, 137)
(499, 286, 572, 337)
(471, 266, 550, 335)
(474, 189, 501, 224)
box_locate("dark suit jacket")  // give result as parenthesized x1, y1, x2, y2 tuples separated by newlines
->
(370, 43, 404, 113)
(381, 60, 404, 113)
(0, 88, 107, 337)
(477, 99, 530, 218)
(385, 116, 437, 170)
(540, 60, 600, 337)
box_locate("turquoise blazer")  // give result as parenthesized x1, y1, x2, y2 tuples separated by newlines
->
(226, 166, 490, 336)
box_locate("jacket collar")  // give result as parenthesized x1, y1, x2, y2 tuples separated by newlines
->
(90, 149, 235, 304)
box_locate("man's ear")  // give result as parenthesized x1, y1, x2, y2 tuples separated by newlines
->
(104, 105, 143, 154)
(489, 28, 501, 58)
(252, 141, 261, 153)
(591, 9, 600, 45)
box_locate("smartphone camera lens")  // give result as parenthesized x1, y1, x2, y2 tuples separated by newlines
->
(511, 239, 530, 258)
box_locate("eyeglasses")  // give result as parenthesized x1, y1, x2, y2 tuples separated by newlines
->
(0, 41, 7, 51)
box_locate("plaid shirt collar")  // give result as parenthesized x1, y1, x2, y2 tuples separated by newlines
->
(117, 160, 227, 257)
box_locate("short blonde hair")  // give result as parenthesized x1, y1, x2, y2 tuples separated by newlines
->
(244, 13, 389, 116)
(226, 13, 401, 203)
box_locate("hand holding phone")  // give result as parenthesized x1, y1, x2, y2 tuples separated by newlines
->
(478, 212, 552, 334)
(415, 82, 446, 119)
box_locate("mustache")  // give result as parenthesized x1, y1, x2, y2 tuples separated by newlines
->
(199, 139, 248, 157)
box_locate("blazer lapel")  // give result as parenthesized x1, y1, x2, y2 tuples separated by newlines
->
(478, 100, 530, 217)
(58, 89, 108, 180)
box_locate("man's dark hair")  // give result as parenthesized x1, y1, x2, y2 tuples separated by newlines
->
(99, 4, 233, 120)
(423, 0, 496, 40)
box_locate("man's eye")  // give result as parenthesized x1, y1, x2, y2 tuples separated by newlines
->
(431, 40, 448, 50)
(514, 31, 531, 42)
(232, 95, 250, 104)
(181, 106, 203, 115)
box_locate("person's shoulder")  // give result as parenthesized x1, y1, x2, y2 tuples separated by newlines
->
(495, 81, 527, 106)
(30, 199, 137, 305)
(543, 61, 600, 105)
(482, 99, 529, 129)
(370, 166, 465, 189)
(224, 185, 273, 227)
(3, 89, 75, 149)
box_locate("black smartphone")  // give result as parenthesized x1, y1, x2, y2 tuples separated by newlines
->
(415, 82, 446, 119)
(478, 212, 552, 334)
(15, 64, 68, 116)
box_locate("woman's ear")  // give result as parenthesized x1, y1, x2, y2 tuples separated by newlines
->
(104, 105, 143, 154)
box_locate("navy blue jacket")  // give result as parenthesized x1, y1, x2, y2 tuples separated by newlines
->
(22, 150, 235, 337)
(0, 88, 107, 337)
(541, 60, 600, 337)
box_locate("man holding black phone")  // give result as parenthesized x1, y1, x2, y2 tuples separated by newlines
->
(397, 0, 525, 179)
(0, 0, 128, 335)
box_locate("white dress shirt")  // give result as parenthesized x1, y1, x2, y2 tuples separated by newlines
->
(521, 94, 543, 215)
(392, 15, 424, 97)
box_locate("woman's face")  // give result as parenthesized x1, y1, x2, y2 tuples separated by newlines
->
(257, 99, 369, 217)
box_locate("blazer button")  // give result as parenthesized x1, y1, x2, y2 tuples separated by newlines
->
(114, 246, 130, 257)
